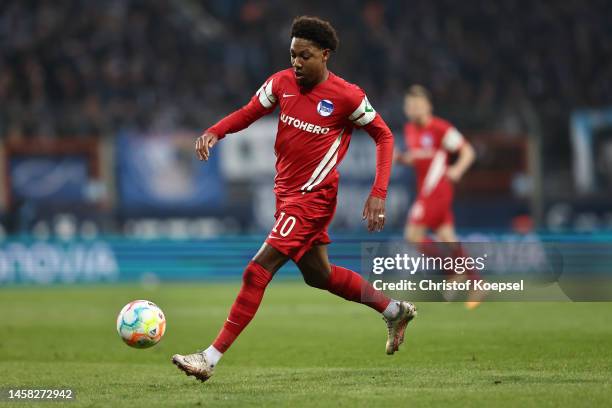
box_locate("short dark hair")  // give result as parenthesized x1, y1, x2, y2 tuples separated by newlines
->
(290, 16, 339, 51)
(406, 85, 432, 102)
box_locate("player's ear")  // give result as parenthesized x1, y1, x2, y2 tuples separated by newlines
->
(321, 48, 330, 62)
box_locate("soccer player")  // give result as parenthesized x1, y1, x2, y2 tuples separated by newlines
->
(172, 16, 416, 382)
(394, 85, 480, 307)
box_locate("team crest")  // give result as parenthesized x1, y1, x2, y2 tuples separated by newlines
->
(317, 99, 334, 117)
(421, 133, 433, 148)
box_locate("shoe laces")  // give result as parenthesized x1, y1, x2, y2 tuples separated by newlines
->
(383, 316, 393, 336)
(184, 352, 207, 367)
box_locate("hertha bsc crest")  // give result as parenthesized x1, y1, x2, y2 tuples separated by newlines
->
(317, 100, 334, 117)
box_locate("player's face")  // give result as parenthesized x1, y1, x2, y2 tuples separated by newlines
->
(290, 37, 329, 88)
(404, 95, 432, 124)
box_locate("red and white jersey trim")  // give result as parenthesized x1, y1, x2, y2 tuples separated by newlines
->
(422, 150, 448, 196)
(442, 127, 464, 152)
(300, 129, 345, 191)
(348, 96, 376, 126)
(256, 79, 276, 108)
(420, 127, 463, 196)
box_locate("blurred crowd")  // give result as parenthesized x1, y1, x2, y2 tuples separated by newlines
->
(1, 0, 611, 140)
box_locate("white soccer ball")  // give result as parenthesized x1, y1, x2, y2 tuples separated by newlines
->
(116, 300, 166, 348)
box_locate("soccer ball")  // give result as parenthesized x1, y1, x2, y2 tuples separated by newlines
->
(116, 300, 166, 348)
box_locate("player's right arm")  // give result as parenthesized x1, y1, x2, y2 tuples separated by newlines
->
(195, 76, 279, 161)
(444, 128, 475, 182)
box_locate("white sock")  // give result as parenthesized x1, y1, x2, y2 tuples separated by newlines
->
(382, 300, 400, 319)
(203, 345, 223, 367)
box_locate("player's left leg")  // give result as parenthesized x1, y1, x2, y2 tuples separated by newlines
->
(297, 245, 417, 354)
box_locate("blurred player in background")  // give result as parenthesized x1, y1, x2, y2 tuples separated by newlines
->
(394, 85, 482, 308)
(172, 16, 416, 382)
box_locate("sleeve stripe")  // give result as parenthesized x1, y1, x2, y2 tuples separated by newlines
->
(442, 127, 464, 152)
(349, 96, 376, 126)
(354, 110, 376, 126)
(348, 98, 367, 121)
(256, 79, 276, 109)
(264, 80, 275, 103)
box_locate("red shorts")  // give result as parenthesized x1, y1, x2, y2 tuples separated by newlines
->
(408, 194, 454, 230)
(265, 190, 336, 262)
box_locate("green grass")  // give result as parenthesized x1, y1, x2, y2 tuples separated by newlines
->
(1, 282, 611, 407)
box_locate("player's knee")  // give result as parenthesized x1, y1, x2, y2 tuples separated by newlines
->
(300, 266, 329, 289)
(302, 274, 328, 289)
(436, 228, 457, 243)
(243, 263, 272, 288)
(405, 228, 423, 243)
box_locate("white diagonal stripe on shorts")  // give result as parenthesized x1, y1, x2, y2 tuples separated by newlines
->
(300, 128, 345, 191)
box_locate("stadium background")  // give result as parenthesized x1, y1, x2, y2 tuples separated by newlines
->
(1, 2, 612, 407)
(1, 0, 611, 285)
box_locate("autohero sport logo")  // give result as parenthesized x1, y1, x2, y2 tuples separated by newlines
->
(280, 113, 330, 134)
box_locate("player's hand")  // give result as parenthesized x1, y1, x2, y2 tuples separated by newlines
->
(446, 166, 463, 183)
(195, 132, 219, 161)
(393, 149, 413, 166)
(393, 149, 402, 163)
(362, 195, 386, 232)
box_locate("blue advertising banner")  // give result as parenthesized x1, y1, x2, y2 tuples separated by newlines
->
(1, 233, 612, 295)
(117, 132, 225, 213)
(10, 156, 90, 203)
(0, 237, 293, 285)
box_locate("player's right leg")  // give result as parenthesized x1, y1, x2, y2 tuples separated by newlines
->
(404, 200, 428, 243)
(172, 244, 289, 382)
(297, 245, 417, 355)
(435, 223, 486, 309)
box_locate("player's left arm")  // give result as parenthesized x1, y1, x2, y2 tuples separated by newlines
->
(348, 95, 394, 232)
(362, 116, 394, 232)
(443, 127, 476, 182)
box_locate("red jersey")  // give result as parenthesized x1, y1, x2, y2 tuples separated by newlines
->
(404, 116, 465, 198)
(207, 68, 393, 201)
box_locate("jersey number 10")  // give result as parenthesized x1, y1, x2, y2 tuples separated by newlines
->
(272, 212, 297, 237)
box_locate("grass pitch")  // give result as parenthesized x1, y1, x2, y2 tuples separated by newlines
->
(1, 282, 611, 407)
